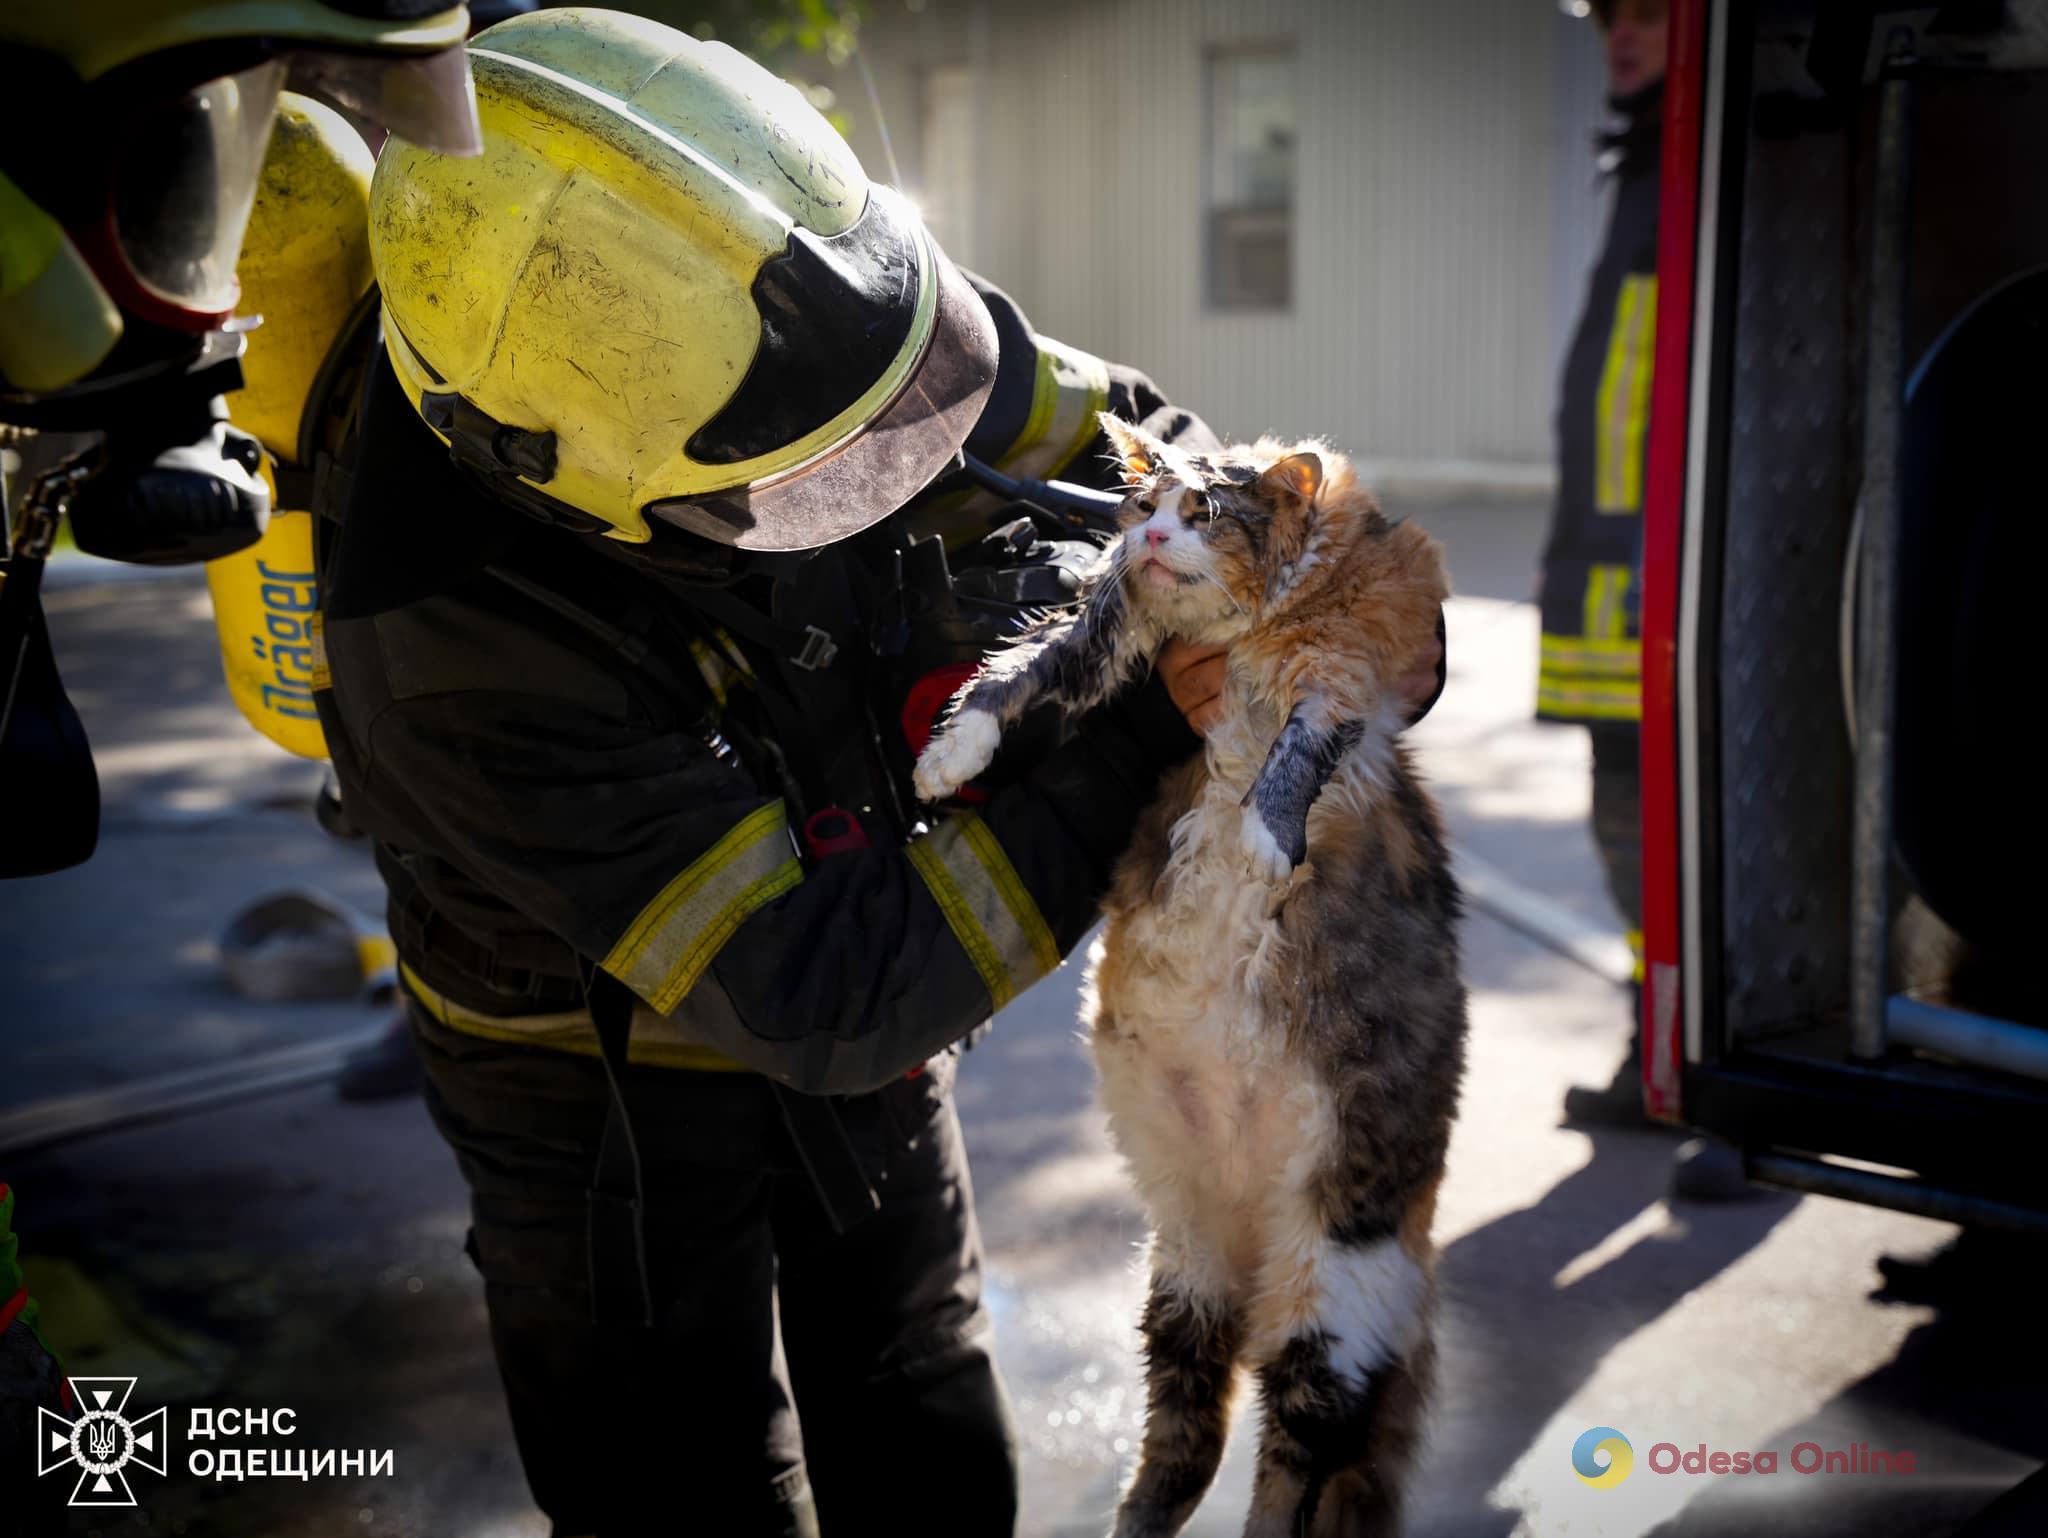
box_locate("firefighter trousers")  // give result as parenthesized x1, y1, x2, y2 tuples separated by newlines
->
(409, 1004, 1020, 1538)
(1589, 721, 1644, 948)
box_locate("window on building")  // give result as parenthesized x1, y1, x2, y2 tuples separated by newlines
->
(1206, 45, 1295, 311)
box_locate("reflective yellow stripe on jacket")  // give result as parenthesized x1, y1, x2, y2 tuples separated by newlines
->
(908, 815, 1060, 1011)
(999, 334, 1112, 484)
(400, 963, 750, 1071)
(603, 801, 803, 1014)
(1594, 274, 1658, 514)
(1538, 565, 1641, 722)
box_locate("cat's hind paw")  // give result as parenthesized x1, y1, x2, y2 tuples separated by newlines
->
(1239, 805, 1301, 885)
(913, 707, 1002, 802)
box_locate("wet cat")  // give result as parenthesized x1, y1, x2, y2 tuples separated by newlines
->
(914, 416, 1467, 1536)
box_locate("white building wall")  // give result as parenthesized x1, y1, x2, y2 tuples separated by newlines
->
(826, 0, 1613, 483)
(1552, 9, 1614, 385)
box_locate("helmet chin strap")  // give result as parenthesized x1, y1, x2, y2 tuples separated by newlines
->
(419, 390, 561, 488)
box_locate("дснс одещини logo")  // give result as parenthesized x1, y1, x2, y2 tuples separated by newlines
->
(36, 1376, 170, 1507)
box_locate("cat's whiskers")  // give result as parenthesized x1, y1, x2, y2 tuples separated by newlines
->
(1196, 568, 1247, 618)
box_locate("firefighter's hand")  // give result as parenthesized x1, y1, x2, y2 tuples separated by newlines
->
(1158, 640, 1228, 736)
(1396, 631, 1446, 728)
(1158, 633, 1447, 739)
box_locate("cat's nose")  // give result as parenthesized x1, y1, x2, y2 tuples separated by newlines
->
(1144, 525, 1171, 549)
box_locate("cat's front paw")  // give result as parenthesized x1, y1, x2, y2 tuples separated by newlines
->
(1239, 805, 1301, 885)
(914, 707, 1002, 801)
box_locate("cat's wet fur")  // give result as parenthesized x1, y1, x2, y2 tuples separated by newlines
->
(916, 415, 1466, 1537)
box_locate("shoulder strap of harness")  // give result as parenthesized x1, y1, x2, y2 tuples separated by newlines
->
(672, 568, 911, 846)
(583, 963, 654, 1330)
(305, 287, 387, 527)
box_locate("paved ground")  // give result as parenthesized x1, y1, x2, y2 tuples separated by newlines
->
(2, 504, 2042, 1536)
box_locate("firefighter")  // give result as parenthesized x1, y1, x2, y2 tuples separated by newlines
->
(0, 0, 483, 883)
(314, 11, 1436, 1532)
(0, 9, 479, 1527)
(1546, 0, 1666, 1123)
(0, 0, 484, 509)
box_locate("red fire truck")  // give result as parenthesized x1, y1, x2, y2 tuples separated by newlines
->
(1640, 1, 2046, 1237)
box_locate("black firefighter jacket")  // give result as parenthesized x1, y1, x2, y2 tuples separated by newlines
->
(312, 280, 1206, 1097)
(1536, 84, 1663, 725)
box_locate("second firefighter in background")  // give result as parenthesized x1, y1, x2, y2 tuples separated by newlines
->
(1547, 0, 1664, 1127)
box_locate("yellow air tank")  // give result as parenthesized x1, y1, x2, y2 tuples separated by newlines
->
(205, 93, 376, 760)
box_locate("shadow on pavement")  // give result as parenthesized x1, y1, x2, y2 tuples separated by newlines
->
(1424, 1133, 1799, 1535)
(1644, 1231, 2048, 1538)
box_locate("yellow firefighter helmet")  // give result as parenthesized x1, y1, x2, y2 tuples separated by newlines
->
(369, 6, 997, 551)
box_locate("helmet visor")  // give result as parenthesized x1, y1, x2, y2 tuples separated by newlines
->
(112, 60, 285, 316)
(288, 46, 483, 156)
(646, 250, 999, 552)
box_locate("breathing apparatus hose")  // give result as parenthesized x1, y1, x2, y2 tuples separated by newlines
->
(956, 451, 1125, 535)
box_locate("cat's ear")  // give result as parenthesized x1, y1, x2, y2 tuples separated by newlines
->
(1098, 412, 1164, 483)
(1258, 451, 1324, 505)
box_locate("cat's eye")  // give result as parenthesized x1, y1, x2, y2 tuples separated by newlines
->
(1186, 490, 1209, 519)
(1136, 497, 1157, 514)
